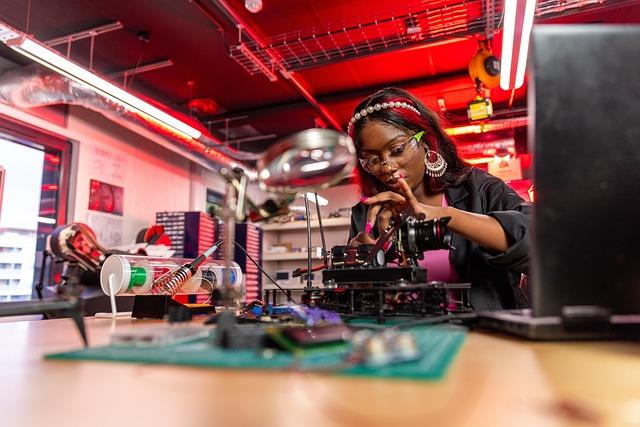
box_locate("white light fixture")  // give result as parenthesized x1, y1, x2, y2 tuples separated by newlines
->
(0, 22, 202, 140)
(259, 169, 270, 180)
(500, 0, 537, 90)
(37, 216, 57, 224)
(245, 0, 263, 13)
(300, 161, 330, 173)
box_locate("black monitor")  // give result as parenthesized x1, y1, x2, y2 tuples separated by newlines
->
(530, 25, 640, 317)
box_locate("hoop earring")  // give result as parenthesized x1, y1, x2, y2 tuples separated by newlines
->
(424, 150, 447, 177)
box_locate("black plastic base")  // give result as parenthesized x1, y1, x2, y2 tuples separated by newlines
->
(82, 293, 134, 316)
(322, 265, 427, 285)
(131, 295, 215, 319)
(262, 281, 472, 323)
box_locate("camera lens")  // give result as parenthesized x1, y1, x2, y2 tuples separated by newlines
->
(399, 216, 453, 259)
(414, 217, 453, 251)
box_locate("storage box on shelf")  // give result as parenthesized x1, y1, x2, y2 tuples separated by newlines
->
(214, 222, 263, 304)
(260, 217, 351, 304)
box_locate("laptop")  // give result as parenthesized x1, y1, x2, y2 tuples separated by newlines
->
(478, 25, 640, 339)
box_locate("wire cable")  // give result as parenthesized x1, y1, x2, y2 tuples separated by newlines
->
(233, 240, 297, 304)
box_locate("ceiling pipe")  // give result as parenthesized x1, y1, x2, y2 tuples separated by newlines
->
(0, 17, 260, 169)
(193, 0, 343, 130)
(0, 65, 258, 172)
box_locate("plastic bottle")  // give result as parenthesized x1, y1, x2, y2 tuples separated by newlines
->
(100, 254, 244, 297)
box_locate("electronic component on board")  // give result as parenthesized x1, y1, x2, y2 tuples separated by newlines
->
(350, 329, 421, 367)
(322, 216, 453, 286)
(295, 215, 471, 321)
(262, 214, 471, 322)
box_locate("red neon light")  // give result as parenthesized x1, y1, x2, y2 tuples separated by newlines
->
(44, 153, 61, 165)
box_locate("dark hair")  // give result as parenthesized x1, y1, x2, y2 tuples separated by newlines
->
(349, 87, 471, 196)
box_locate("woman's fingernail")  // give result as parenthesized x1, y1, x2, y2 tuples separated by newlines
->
(383, 240, 393, 251)
(365, 221, 373, 234)
(360, 196, 368, 203)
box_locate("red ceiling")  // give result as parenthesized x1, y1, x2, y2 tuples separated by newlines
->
(0, 0, 639, 152)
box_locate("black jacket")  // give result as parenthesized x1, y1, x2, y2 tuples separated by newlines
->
(349, 168, 532, 310)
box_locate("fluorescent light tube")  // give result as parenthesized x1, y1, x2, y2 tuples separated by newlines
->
(500, 0, 537, 90)
(7, 36, 202, 139)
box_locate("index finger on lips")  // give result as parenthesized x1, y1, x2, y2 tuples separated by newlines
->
(397, 176, 418, 204)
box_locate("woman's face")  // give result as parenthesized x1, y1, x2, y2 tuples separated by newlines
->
(358, 120, 426, 192)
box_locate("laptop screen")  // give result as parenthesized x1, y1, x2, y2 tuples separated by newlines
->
(530, 25, 640, 316)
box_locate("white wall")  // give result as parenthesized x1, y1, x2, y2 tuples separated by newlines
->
(188, 163, 229, 214)
(0, 103, 229, 247)
(288, 183, 361, 218)
(0, 102, 359, 249)
(67, 107, 227, 245)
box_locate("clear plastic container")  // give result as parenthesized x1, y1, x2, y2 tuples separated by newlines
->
(100, 254, 244, 297)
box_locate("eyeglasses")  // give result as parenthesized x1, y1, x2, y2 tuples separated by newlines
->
(359, 131, 424, 175)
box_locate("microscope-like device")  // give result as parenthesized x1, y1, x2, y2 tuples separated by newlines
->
(296, 213, 471, 321)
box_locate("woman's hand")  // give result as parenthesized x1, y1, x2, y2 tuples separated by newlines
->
(362, 190, 405, 234)
(362, 177, 441, 234)
(348, 191, 403, 247)
(348, 230, 376, 247)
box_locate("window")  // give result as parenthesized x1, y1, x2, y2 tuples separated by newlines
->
(0, 247, 21, 253)
(0, 119, 71, 301)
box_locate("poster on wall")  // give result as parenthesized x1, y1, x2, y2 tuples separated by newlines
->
(85, 146, 127, 248)
(88, 179, 123, 215)
(86, 212, 123, 247)
(90, 146, 127, 186)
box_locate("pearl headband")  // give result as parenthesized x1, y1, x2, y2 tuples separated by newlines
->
(347, 101, 421, 133)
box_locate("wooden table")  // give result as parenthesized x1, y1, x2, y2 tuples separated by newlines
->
(1, 317, 639, 427)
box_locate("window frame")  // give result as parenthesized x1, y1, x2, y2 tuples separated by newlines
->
(0, 114, 73, 300)
(0, 115, 72, 225)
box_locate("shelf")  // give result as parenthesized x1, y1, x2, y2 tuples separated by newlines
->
(263, 252, 323, 261)
(260, 217, 350, 231)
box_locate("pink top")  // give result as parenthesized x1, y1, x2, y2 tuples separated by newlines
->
(417, 196, 461, 282)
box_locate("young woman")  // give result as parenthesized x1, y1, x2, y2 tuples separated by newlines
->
(347, 87, 531, 310)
